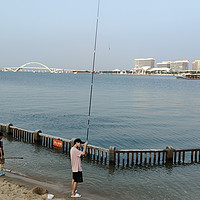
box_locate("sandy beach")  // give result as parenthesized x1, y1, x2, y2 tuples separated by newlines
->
(0, 169, 107, 200)
(0, 170, 71, 200)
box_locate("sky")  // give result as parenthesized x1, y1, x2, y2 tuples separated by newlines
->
(0, 0, 200, 70)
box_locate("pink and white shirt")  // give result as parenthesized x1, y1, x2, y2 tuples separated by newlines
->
(70, 147, 82, 172)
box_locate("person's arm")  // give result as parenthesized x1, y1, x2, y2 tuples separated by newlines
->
(0, 147, 3, 159)
(81, 141, 88, 156)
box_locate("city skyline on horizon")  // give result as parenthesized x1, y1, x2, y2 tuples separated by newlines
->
(1, 57, 199, 71)
(1, 0, 200, 71)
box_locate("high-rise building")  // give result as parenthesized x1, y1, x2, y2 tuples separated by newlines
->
(169, 60, 189, 71)
(134, 58, 155, 69)
(161, 60, 189, 71)
(192, 60, 200, 70)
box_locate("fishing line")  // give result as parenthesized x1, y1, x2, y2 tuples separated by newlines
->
(86, 0, 100, 141)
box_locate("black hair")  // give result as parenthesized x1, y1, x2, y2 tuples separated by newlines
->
(74, 138, 83, 145)
(0, 132, 3, 136)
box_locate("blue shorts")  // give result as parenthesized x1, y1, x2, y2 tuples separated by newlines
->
(73, 171, 83, 183)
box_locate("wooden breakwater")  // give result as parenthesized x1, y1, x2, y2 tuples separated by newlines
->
(0, 123, 109, 164)
(1, 123, 200, 167)
(116, 148, 200, 166)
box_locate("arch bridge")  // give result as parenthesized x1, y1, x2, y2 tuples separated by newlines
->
(4, 62, 64, 73)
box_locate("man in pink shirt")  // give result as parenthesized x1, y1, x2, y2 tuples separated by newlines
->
(70, 138, 88, 198)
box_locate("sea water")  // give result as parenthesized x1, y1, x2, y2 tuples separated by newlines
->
(1, 71, 200, 199)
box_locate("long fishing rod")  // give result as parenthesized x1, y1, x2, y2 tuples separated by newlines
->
(86, 0, 100, 141)
(4, 157, 23, 159)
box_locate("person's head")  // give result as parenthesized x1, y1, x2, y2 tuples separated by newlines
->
(0, 132, 3, 140)
(74, 138, 84, 148)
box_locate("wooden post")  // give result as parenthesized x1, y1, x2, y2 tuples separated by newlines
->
(33, 130, 42, 144)
(199, 150, 200, 162)
(174, 152, 177, 163)
(195, 151, 197, 162)
(6, 123, 13, 136)
(123, 153, 125, 166)
(153, 152, 156, 165)
(166, 146, 174, 163)
(162, 151, 165, 164)
(127, 152, 129, 166)
(144, 152, 147, 164)
(100, 150, 103, 162)
(191, 151, 194, 162)
(183, 151, 185, 163)
(87, 147, 90, 156)
(105, 152, 107, 164)
(140, 152, 142, 165)
(109, 146, 116, 165)
(118, 152, 120, 166)
(178, 152, 181, 163)
(149, 152, 152, 164)
(49, 138, 51, 148)
(158, 152, 160, 164)
(65, 142, 68, 153)
(136, 152, 138, 165)
(131, 152, 134, 166)
(93, 149, 95, 160)
(97, 150, 99, 162)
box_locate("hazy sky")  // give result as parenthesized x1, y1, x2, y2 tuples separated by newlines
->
(1, 0, 200, 70)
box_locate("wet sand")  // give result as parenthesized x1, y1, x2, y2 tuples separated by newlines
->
(0, 169, 107, 200)
(0, 170, 70, 200)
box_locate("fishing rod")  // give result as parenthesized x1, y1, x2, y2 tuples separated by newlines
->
(86, 0, 100, 141)
(4, 157, 23, 159)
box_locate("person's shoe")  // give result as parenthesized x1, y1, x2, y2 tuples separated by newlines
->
(71, 193, 81, 198)
(0, 170, 5, 176)
(75, 190, 78, 194)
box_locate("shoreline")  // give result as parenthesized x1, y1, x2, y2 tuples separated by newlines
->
(0, 169, 71, 200)
(1, 169, 106, 200)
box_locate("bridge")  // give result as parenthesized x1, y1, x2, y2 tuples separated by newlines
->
(2, 62, 67, 73)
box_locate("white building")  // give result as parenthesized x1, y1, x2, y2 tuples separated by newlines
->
(167, 60, 189, 71)
(134, 58, 155, 74)
(157, 62, 170, 68)
(147, 67, 171, 74)
(135, 58, 155, 69)
(192, 60, 200, 70)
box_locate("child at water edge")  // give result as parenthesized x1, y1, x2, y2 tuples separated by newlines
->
(0, 132, 5, 176)
(70, 138, 88, 198)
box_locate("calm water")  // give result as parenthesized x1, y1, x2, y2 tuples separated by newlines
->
(1, 71, 200, 199)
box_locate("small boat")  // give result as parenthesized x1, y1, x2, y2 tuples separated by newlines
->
(185, 74, 200, 79)
(176, 74, 200, 79)
(176, 76, 185, 79)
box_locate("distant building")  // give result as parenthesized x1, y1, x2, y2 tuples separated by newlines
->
(167, 60, 189, 71)
(147, 67, 171, 74)
(134, 58, 189, 74)
(192, 60, 200, 70)
(134, 58, 155, 69)
(157, 62, 170, 68)
(134, 58, 155, 74)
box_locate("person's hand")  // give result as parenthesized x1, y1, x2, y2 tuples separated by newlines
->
(85, 141, 88, 146)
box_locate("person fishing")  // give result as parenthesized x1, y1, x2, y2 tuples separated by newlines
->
(70, 138, 88, 198)
(70, 0, 99, 197)
(0, 132, 5, 176)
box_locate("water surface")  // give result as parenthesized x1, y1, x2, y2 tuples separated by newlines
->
(1, 72, 200, 199)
